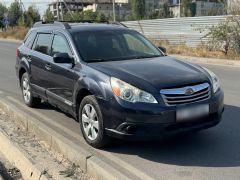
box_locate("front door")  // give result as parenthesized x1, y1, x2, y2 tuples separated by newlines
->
(45, 33, 77, 111)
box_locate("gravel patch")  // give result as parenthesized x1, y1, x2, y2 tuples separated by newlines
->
(0, 108, 92, 180)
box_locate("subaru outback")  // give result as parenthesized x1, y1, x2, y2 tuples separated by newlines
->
(15, 21, 224, 148)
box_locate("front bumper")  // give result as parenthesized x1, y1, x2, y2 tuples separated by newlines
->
(100, 89, 224, 140)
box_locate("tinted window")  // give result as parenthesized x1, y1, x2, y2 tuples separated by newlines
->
(51, 35, 72, 56)
(33, 34, 52, 55)
(24, 32, 36, 49)
(73, 30, 162, 62)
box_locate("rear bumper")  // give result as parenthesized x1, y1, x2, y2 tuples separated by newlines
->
(102, 89, 224, 140)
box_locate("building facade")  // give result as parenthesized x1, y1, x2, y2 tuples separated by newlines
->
(49, 0, 130, 20)
(169, 0, 226, 17)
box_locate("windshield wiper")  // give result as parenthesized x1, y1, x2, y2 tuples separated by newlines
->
(86, 58, 105, 63)
(133, 55, 162, 59)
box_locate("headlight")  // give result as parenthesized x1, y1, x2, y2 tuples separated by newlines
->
(110, 77, 158, 104)
(203, 67, 220, 93)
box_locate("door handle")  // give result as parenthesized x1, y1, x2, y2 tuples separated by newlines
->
(45, 64, 52, 71)
(26, 55, 32, 62)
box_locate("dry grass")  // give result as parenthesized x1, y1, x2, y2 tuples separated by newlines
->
(0, 27, 29, 40)
(152, 40, 240, 60)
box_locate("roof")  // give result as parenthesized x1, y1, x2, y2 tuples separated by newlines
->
(32, 21, 128, 32)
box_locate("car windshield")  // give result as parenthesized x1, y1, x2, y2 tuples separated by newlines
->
(72, 29, 163, 62)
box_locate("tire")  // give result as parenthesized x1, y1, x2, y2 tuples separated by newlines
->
(21, 72, 41, 107)
(79, 95, 110, 148)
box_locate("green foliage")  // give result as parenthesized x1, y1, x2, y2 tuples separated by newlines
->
(61, 10, 109, 22)
(43, 8, 54, 22)
(148, 3, 173, 19)
(63, 12, 83, 21)
(204, 16, 240, 55)
(181, 0, 196, 17)
(83, 10, 98, 21)
(158, 3, 173, 19)
(131, 0, 145, 20)
(0, 3, 7, 28)
(17, 6, 40, 27)
(96, 13, 107, 22)
(8, 0, 23, 27)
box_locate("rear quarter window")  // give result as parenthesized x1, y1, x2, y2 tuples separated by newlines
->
(24, 31, 36, 49)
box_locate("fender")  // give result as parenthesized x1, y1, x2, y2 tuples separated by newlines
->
(73, 65, 113, 109)
(18, 56, 31, 80)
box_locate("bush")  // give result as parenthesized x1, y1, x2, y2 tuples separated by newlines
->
(204, 16, 240, 55)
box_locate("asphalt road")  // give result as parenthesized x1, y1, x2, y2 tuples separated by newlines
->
(1, 40, 240, 180)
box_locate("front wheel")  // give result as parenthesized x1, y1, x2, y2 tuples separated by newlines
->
(21, 72, 41, 107)
(79, 95, 110, 148)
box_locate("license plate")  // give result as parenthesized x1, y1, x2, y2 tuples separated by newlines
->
(176, 104, 209, 122)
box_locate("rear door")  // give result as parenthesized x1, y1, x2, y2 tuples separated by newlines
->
(30, 32, 53, 98)
(45, 32, 76, 111)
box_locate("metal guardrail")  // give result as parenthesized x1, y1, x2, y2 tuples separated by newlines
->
(122, 16, 228, 47)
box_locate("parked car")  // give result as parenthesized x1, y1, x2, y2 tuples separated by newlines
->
(15, 21, 224, 148)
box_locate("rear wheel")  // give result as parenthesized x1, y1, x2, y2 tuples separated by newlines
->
(79, 95, 110, 148)
(21, 72, 41, 107)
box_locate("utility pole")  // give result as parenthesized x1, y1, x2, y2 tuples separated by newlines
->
(57, 0, 60, 21)
(60, 0, 64, 21)
(179, 0, 181, 18)
(62, 0, 75, 20)
(113, 0, 116, 22)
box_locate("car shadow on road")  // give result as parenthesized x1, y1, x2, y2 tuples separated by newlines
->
(104, 105, 240, 168)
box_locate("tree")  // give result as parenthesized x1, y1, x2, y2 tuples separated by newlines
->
(96, 13, 107, 22)
(204, 16, 240, 55)
(17, 6, 40, 27)
(83, 10, 98, 21)
(180, 0, 196, 17)
(63, 12, 83, 21)
(26, 6, 40, 26)
(8, 0, 23, 27)
(43, 8, 54, 22)
(131, 0, 145, 20)
(0, 3, 7, 28)
(159, 3, 173, 18)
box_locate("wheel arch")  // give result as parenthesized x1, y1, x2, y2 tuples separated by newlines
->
(18, 67, 27, 84)
(75, 88, 93, 120)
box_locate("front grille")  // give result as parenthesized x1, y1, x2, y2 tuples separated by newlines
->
(160, 83, 211, 106)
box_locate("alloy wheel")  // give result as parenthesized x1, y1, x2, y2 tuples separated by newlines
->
(22, 77, 31, 103)
(81, 104, 99, 141)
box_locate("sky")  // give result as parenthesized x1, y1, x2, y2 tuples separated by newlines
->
(0, 0, 54, 16)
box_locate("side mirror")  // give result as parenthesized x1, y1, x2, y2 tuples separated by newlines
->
(158, 46, 167, 54)
(53, 53, 74, 64)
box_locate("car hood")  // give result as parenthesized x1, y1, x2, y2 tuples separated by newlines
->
(87, 56, 210, 93)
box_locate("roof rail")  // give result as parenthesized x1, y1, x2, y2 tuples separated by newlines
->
(33, 21, 71, 29)
(33, 20, 128, 29)
(57, 20, 128, 28)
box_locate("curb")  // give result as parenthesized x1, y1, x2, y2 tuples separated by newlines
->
(170, 54, 240, 67)
(0, 126, 48, 180)
(0, 97, 132, 180)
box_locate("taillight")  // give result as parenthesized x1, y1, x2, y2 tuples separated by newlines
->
(16, 48, 20, 57)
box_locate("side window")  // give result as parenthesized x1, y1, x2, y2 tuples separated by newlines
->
(33, 33, 52, 55)
(51, 35, 72, 56)
(24, 32, 36, 49)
